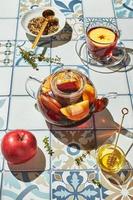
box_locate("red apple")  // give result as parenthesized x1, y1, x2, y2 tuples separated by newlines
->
(1, 130, 37, 165)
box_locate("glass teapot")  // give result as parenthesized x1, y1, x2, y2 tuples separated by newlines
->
(25, 69, 117, 127)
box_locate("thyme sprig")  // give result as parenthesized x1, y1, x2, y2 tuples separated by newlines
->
(92, 179, 102, 188)
(43, 137, 54, 156)
(75, 150, 90, 166)
(18, 46, 63, 70)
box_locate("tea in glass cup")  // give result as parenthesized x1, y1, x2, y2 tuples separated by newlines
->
(86, 23, 119, 62)
(97, 144, 125, 173)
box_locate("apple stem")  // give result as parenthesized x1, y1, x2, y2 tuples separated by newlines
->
(20, 134, 25, 141)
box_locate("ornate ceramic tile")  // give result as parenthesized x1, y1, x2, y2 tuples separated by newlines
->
(51, 129, 96, 170)
(19, 0, 51, 18)
(1, 171, 50, 200)
(100, 170, 133, 199)
(0, 41, 15, 67)
(0, 0, 133, 199)
(52, 18, 84, 41)
(52, 170, 102, 200)
(51, 0, 83, 18)
(113, 0, 133, 18)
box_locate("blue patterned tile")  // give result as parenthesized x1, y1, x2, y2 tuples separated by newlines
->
(1, 171, 50, 200)
(0, 41, 15, 67)
(19, 0, 51, 18)
(52, 170, 102, 200)
(51, 0, 83, 18)
(52, 18, 84, 41)
(113, 0, 133, 18)
(15, 41, 51, 67)
(100, 170, 133, 200)
(84, 17, 117, 30)
(51, 129, 96, 170)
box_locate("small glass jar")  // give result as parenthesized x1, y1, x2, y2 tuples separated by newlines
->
(97, 144, 125, 173)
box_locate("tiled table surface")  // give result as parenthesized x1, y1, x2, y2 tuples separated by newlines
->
(0, 0, 133, 199)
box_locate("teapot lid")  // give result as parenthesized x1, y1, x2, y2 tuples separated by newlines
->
(51, 69, 86, 97)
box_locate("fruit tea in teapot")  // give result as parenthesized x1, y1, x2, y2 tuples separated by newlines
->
(36, 69, 107, 126)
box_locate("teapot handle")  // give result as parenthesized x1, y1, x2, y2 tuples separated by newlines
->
(94, 92, 118, 112)
(25, 76, 42, 99)
(103, 92, 118, 99)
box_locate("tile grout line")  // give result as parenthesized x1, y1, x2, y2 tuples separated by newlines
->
(5, 0, 21, 131)
(1, 0, 21, 187)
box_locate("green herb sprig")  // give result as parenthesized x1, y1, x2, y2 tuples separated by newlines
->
(43, 137, 54, 156)
(75, 150, 90, 166)
(18, 46, 63, 70)
(92, 179, 102, 188)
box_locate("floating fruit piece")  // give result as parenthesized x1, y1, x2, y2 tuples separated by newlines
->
(39, 94, 61, 114)
(60, 100, 90, 121)
(38, 95, 61, 122)
(57, 81, 79, 92)
(94, 98, 108, 112)
(41, 76, 51, 93)
(88, 27, 116, 47)
(47, 110, 61, 121)
(82, 84, 96, 103)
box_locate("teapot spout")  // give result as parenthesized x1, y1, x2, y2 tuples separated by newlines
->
(94, 92, 118, 112)
(94, 97, 108, 112)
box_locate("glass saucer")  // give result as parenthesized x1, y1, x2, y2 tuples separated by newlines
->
(75, 39, 128, 74)
(88, 42, 126, 67)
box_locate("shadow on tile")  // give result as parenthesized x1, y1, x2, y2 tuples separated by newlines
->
(7, 147, 46, 173)
(26, 22, 73, 48)
(101, 160, 133, 187)
(48, 107, 132, 151)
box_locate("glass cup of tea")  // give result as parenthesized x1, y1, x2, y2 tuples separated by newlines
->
(97, 144, 125, 173)
(86, 21, 120, 62)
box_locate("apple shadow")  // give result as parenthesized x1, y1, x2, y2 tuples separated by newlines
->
(8, 147, 46, 175)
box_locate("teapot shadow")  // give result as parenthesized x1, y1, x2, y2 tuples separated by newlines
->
(8, 147, 46, 182)
(47, 108, 132, 151)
